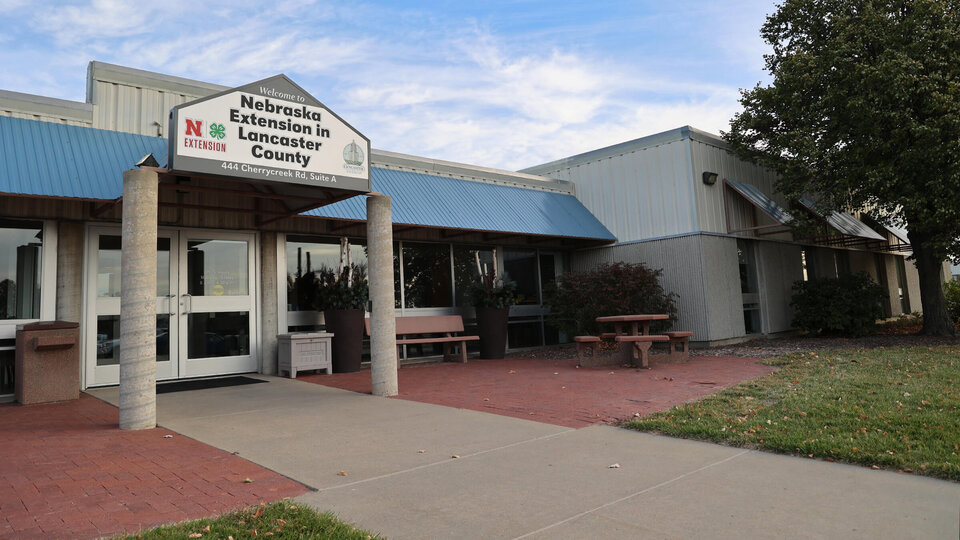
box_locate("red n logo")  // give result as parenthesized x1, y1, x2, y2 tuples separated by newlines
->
(185, 119, 203, 137)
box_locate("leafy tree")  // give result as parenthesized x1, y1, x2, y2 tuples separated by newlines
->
(724, 0, 960, 335)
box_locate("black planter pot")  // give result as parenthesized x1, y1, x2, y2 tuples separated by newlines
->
(324, 308, 365, 373)
(476, 306, 509, 359)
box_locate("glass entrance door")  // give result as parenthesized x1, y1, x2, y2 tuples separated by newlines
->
(85, 227, 179, 386)
(84, 228, 258, 387)
(178, 232, 258, 378)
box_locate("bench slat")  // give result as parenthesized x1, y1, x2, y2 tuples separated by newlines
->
(364, 315, 468, 336)
(615, 335, 668, 342)
(398, 336, 479, 345)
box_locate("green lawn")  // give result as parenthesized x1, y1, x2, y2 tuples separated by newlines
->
(626, 346, 960, 481)
(119, 500, 378, 539)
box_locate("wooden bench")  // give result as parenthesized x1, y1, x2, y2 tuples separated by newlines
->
(364, 315, 479, 363)
(664, 331, 694, 362)
(615, 335, 668, 368)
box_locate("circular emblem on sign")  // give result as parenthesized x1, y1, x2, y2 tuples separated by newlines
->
(212, 284, 225, 296)
(209, 123, 226, 140)
(343, 140, 365, 166)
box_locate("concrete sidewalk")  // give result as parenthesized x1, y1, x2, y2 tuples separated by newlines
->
(90, 376, 960, 539)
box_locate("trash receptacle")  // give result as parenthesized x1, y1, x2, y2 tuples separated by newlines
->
(278, 332, 333, 378)
(15, 321, 80, 405)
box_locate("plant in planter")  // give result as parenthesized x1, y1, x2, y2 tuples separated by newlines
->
(466, 249, 517, 359)
(316, 238, 369, 373)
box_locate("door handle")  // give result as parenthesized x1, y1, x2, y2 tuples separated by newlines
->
(181, 294, 192, 314)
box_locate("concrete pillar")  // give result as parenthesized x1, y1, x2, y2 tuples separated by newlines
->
(119, 169, 158, 430)
(367, 194, 397, 396)
(260, 231, 278, 375)
(56, 221, 84, 323)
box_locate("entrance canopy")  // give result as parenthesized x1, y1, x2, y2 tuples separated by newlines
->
(0, 115, 615, 247)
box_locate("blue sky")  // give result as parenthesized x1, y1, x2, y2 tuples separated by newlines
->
(0, 0, 777, 170)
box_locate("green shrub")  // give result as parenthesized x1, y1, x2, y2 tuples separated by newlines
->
(543, 262, 677, 337)
(944, 280, 960, 323)
(790, 272, 886, 337)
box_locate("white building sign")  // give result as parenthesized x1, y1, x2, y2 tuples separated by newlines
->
(169, 75, 370, 192)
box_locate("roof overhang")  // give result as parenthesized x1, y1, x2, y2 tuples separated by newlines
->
(723, 178, 794, 235)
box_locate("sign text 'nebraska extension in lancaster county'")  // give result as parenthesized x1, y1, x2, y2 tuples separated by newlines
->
(229, 94, 332, 168)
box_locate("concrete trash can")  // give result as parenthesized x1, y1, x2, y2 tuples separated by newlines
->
(15, 321, 80, 405)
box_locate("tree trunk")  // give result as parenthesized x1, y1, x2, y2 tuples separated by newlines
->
(909, 233, 956, 336)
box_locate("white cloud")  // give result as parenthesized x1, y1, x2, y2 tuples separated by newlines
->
(7, 1, 763, 170)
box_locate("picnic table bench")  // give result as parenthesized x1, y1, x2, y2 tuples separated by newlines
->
(364, 315, 479, 363)
(575, 314, 693, 368)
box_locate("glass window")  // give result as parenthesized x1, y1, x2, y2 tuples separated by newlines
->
(286, 236, 367, 312)
(187, 239, 249, 296)
(503, 249, 539, 305)
(96, 314, 170, 366)
(835, 251, 851, 276)
(0, 220, 42, 320)
(402, 242, 452, 308)
(453, 246, 495, 307)
(539, 253, 558, 294)
(895, 257, 910, 313)
(187, 312, 250, 358)
(0, 347, 13, 395)
(508, 317, 543, 348)
(737, 240, 758, 294)
(97, 236, 171, 297)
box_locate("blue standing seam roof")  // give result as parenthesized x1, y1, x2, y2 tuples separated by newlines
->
(0, 115, 168, 199)
(0, 116, 615, 241)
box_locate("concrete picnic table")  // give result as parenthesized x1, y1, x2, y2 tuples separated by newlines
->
(595, 313, 670, 337)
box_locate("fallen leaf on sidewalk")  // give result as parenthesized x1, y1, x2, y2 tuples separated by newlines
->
(608, 463, 620, 468)
(243, 478, 254, 483)
(163, 434, 173, 439)
(338, 471, 348, 476)
(508, 370, 517, 374)
(451, 455, 460, 459)
(417, 449, 426, 453)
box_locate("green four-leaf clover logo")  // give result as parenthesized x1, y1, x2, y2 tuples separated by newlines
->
(209, 123, 226, 139)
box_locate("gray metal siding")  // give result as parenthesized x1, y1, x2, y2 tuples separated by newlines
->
(570, 235, 711, 341)
(756, 242, 802, 334)
(905, 258, 922, 313)
(90, 80, 215, 136)
(690, 139, 783, 235)
(534, 138, 699, 242)
(700, 235, 745, 341)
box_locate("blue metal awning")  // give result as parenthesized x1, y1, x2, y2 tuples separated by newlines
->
(0, 115, 168, 199)
(305, 168, 616, 241)
(0, 116, 615, 242)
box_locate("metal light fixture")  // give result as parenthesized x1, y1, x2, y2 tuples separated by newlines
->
(702, 171, 719, 185)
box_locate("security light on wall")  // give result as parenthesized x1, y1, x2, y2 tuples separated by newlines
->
(702, 171, 719, 185)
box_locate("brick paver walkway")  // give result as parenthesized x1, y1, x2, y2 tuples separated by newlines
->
(303, 354, 775, 428)
(0, 394, 308, 540)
